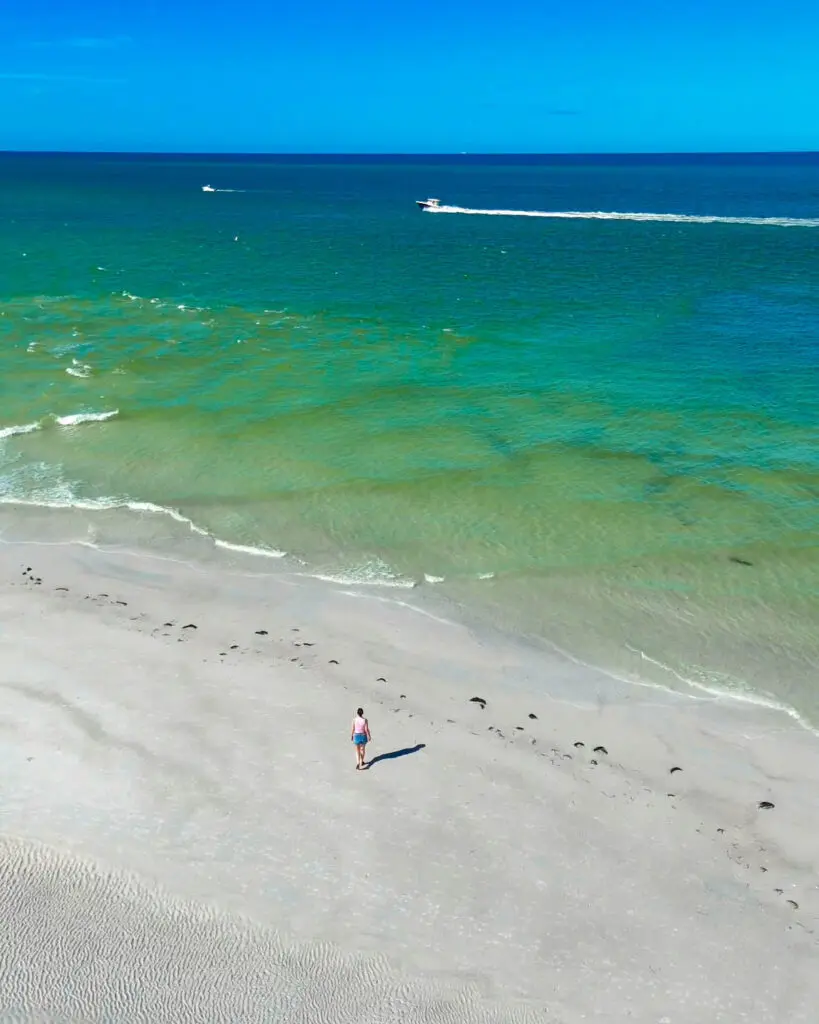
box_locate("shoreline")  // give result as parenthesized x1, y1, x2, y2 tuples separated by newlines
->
(1, 532, 818, 1020)
(2, 493, 817, 737)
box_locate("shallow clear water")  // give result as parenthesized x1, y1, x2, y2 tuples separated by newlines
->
(2, 154, 818, 720)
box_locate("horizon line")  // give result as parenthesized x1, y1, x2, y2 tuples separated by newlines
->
(1, 149, 818, 158)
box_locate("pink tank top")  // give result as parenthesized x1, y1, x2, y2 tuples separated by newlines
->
(354, 715, 367, 735)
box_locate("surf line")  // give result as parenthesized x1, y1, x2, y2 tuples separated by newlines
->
(421, 205, 819, 228)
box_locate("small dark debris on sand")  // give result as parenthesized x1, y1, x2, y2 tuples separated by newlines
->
(717, 827, 725, 833)
(116, 600, 127, 606)
(229, 644, 239, 650)
(775, 888, 784, 894)
(787, 900, 799, 909)
(163, 622, 174, 627)
(515, 725, 524, 731)
(593, 745, 608, 755)
(729, 556, 754, 567)
(758, 800, 775, 810)
(669, 766, 683, 774)
(470, 696, 487, 708)
(376, 676, 387, 682)
(329, 659, 339, 665)
(400, 694, 406, 699)
(182, 623, 197, 630)
(255, 629, 268, 635)
(528, 712, 538, 720)
(56, 587, 69, 592)
(573, 741, 585, 749)
(590, 759, 598, 766)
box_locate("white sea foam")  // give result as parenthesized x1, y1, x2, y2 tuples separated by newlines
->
(0, 477, 287, 560)
(306, 558, 417, 589)
(1, 411, 119, 439)
(424, 205, 819, 228)
(212, 537, 287, 559)
(55, 410, 119, 427)
(625, 643, 819, 736)
(89, 498, 286, 557)
(0, 421, 41, 440)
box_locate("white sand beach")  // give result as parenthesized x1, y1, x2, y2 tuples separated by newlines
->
(1, 534, 818, 1022)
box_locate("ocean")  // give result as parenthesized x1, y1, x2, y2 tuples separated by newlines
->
(1, 153, 818, 723)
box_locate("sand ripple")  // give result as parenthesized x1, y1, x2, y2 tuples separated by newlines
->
(0, 836, 544, 1024)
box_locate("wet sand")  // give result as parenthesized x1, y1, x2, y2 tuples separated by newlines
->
(1, 537, 818, 1022)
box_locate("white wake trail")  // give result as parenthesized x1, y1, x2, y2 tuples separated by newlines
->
(424, 205, 819, 227)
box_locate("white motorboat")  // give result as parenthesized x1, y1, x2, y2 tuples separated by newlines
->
(416, 197, 442, 211)
(202, 184, 216, 192)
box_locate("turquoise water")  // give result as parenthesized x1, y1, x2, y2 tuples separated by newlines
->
(2, 154, 818, 719)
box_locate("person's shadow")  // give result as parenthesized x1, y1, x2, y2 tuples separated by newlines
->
(366, 743, 425, 769)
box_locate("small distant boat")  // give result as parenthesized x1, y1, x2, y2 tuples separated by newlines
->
(202, 184, 216, 192)
(416, 197, 442, 211)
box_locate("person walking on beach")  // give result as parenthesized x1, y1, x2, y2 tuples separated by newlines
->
(351, 707, 371, 770)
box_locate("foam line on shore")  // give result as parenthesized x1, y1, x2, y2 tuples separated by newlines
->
(423, 205, 819, 227)
(1, 474, 817, 729)
(626, 643, 819, 736)
(0, 493, 288, 559)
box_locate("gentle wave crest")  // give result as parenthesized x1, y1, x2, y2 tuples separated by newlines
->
(424, 205, 819, 228)
(0, 411, 119, 438)
(625, 644, 819, 737)
(306, 558, 417, 589)
(0, 421, 41, 440)
(55, 410, 120, 427)
(0, 474, 426, 586)
(0, 479, 429, 587)
(0, 488, 289, 561)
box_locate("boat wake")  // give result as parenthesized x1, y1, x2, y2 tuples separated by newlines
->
(421, 204, 819, 228)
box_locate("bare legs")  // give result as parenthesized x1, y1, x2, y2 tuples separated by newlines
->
(356, 741, 367, 770)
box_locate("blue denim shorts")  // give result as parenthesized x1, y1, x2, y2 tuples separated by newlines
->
(353, 733, 368, 745)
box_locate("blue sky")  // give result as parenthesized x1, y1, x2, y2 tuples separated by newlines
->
(1, 0, 818, 152)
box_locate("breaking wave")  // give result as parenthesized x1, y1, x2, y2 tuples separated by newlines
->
(0, 411, 119, 437)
